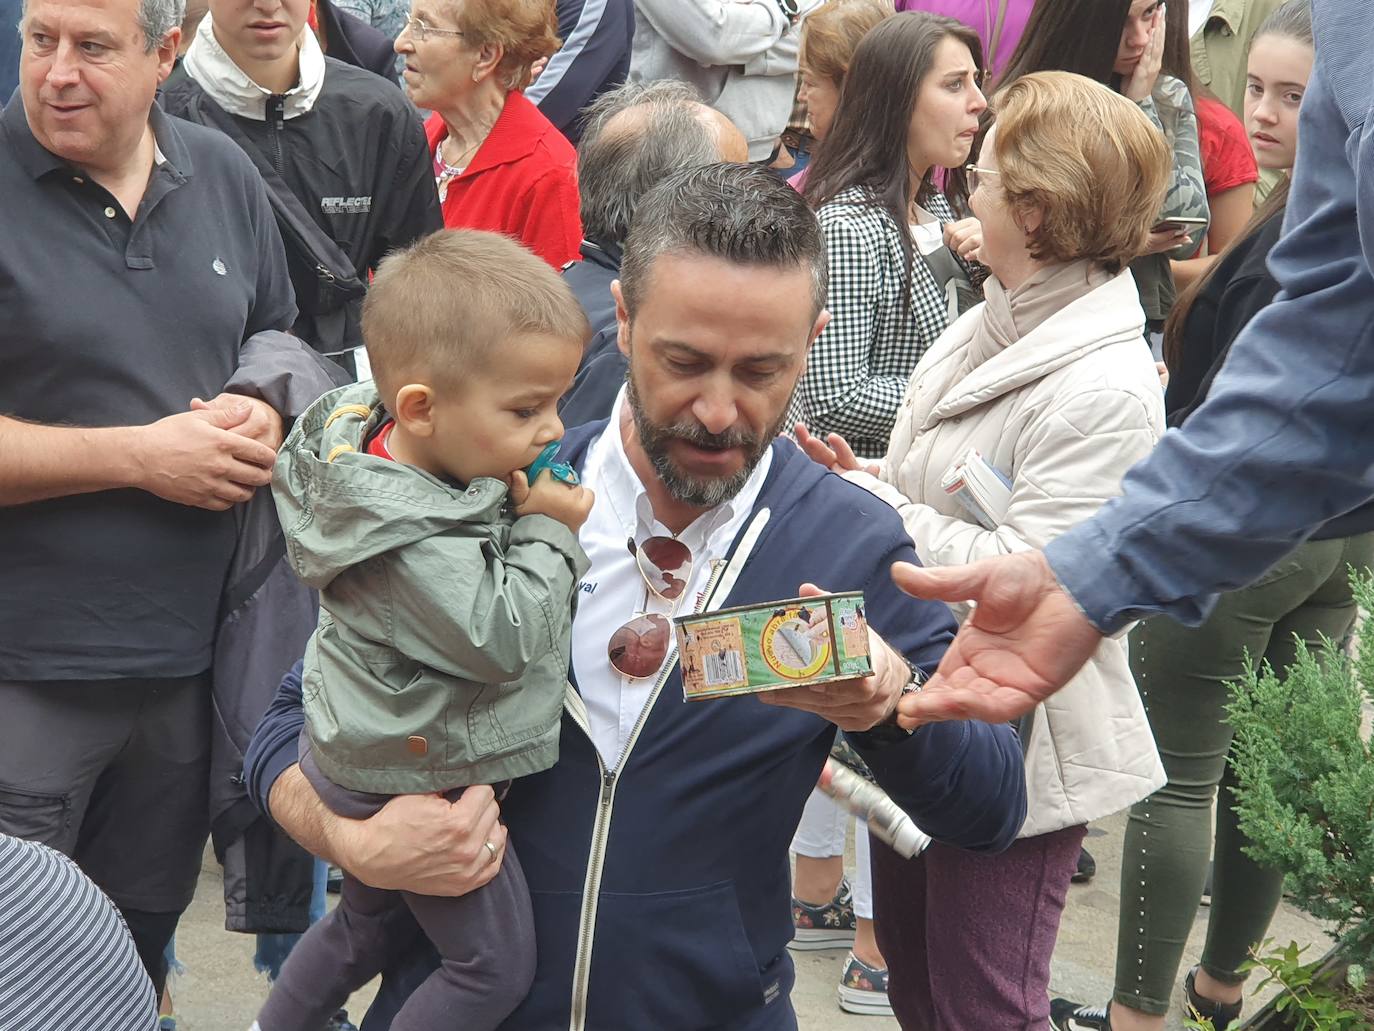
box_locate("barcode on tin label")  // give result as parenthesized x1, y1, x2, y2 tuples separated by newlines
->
(703, 650, 744, 687)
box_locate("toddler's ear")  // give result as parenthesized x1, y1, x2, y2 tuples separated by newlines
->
(393, 383, 436, 436)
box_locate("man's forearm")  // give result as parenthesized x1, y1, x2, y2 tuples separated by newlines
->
(0, 416, 142, 506)
(266, 763, 349, 869)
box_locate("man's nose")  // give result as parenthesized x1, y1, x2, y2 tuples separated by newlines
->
(45, 42, 82, 88)
(691, 383, 739, 437)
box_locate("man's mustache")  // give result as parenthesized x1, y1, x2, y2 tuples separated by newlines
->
(657, 421, 758, 451)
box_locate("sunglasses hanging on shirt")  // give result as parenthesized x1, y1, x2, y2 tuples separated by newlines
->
(607, 536, 693, 679)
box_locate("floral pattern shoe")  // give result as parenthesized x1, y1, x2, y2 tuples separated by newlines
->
(790, 878, 857, 951)
(837, 951, 893, 1017)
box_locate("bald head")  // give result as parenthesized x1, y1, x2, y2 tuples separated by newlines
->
(578, 80, 746, 250)
(691, 103, 750, 163)
(598, 99, 748, 164)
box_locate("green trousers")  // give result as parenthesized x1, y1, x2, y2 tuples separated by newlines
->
(1113, 533, 1374, 1016)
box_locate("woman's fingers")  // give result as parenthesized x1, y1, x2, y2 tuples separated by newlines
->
(827, 432, 865, 473)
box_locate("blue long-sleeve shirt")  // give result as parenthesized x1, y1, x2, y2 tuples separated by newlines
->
(1048, 0, 1374, 633)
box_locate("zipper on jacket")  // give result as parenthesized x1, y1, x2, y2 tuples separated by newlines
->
(564, 559, 728, 1030)
(266, 94, 285, 175)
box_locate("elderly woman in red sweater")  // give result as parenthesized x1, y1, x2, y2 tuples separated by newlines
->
(395, 0, 582, 268)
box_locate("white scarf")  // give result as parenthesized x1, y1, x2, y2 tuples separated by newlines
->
(183, 14, 327, 121)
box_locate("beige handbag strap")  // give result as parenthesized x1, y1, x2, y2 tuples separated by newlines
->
(986, 0, 1011, 72)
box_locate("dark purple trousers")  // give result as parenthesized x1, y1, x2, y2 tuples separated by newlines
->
(872, 824, 1086, 1030)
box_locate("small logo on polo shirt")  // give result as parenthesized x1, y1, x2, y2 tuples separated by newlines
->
(212, 258, 228, 276)
(321, 196, 373, 215)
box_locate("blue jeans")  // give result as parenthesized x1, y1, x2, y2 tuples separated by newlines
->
(255, 858, 330, 980)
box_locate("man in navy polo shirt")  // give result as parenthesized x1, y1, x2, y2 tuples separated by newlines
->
(0, 0, 336, 996)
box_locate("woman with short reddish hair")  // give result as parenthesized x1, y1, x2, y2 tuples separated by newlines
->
(799, 71, 1171, 1028)
(394, 0, 582, 268)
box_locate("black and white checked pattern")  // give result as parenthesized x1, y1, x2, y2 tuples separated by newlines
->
(0, 833, 158, 1031)
(791, 187, 963, 459)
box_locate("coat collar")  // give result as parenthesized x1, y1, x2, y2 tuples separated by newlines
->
(182, 13, 327, 121)
(1200, 0, 1246, 34)
(920, 269, 1146, 424)
(424, 90, 555, 179)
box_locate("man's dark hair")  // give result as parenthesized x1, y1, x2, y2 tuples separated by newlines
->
(577, 81, 721, 249)
(619, 163, 828, 317)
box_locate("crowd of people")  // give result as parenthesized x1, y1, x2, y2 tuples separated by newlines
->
(0, 0, 1369, 1029)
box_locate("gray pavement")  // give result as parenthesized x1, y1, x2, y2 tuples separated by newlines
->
(167, 806, 1331, 1030)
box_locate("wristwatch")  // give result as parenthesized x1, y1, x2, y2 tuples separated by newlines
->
(856, 660, 924, 744)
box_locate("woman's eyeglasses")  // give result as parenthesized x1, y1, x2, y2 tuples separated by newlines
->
(606, 537, 693, 679)
(402, 16, 465, 41)
(964, 164, 1000, 195)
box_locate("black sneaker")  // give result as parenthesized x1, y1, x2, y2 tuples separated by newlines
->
(1072, 847, 1097, 884)
(1049, 998, 1111, 1029)
(1182, 966, 1242, 1029)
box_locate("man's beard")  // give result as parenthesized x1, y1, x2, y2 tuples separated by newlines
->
(626, 373, 785, 509)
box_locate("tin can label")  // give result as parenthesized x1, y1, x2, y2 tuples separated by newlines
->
(675, 592, 871, 701)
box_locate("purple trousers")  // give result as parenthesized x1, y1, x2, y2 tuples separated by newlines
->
(872, 824, 1086, 1030)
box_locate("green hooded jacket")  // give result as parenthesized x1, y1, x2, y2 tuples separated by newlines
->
(273, 383, 589, 793)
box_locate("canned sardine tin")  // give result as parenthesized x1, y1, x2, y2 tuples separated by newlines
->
(674, 592, 872, 701)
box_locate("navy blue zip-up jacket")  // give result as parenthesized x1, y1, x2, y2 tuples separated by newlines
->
(559, 240, 626, 427)
(245, 424, 1027, 1030)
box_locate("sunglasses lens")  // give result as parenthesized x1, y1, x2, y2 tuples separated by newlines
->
(635, 537, 692, 601)
(608, 613, 672, 679)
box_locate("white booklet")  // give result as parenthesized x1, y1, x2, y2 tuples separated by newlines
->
(941, 447, 1013, 530)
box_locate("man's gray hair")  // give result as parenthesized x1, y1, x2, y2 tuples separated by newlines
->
(19, 0, 183, 49)
(619, 163, 829, 317)
(576, 80, 722, 249)
(136, 0, 184, 51)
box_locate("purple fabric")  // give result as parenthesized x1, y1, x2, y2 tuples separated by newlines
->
(871, 823, 1087, 1029)
(893, 0, 1035, 79)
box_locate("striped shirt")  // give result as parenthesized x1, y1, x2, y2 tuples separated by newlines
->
(0, 834, 158, 1031)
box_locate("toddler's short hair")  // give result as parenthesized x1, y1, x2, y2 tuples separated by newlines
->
(362, 230, 590, 398)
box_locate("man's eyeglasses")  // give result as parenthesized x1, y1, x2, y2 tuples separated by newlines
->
(606, 537, 693, 679)
(964, 164, 1000, 194)
(402, 15, 466, 41)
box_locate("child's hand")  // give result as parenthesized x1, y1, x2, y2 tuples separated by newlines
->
(509, 470, 595, 533)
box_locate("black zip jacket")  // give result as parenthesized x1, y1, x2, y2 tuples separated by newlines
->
(161, 58, 442, 361)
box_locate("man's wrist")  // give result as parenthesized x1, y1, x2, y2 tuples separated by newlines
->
(109, 424, 149, 492)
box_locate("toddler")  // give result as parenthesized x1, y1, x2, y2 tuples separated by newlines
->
(256, 230, 593, 1031)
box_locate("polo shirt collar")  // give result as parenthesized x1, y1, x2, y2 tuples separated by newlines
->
(426, 90, 548, 180)
(1, 92, 193, 182)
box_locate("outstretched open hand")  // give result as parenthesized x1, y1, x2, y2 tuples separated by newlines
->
(889, 552, 1103, 727)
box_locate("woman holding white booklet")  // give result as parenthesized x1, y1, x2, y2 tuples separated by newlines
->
(796, 70, 1169, 1029)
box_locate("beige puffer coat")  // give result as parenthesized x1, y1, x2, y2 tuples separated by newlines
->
(848, 269, 1167, 838)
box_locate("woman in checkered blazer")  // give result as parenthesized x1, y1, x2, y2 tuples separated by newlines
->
(794, 12, 988, 459)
